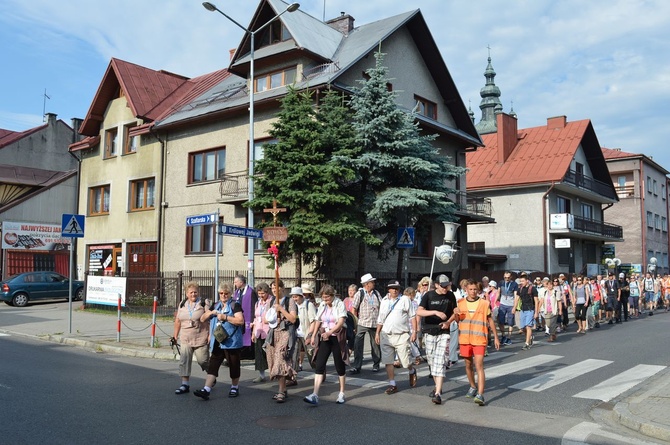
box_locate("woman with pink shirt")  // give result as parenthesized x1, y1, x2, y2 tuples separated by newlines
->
(343, 284, 357, 313)
(251, 282, 272, 383)
(304, 284, 347, 405)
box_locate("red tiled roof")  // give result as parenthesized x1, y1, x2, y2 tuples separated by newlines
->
(79, 58, 189, 136)
(69, 135, 100, 152)
(148, 69, 231, 122)
(0, 124, 48, 149)
(466, 116, 591, 191)
(601, 147, 638, 159)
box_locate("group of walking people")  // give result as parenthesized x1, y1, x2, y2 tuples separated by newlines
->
(171, 272, 503, 407)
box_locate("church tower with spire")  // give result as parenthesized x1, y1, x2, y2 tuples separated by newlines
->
(475, 52, 504, 135)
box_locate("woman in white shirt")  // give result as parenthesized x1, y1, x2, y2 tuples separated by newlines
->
(303, 285, 347, 406)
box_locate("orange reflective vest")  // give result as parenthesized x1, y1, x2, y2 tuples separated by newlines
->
(457, 297, 490, 346)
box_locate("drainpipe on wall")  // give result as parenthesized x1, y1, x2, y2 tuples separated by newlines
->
(150, 128, 166, 276)
(68, 118, 83, 280)
(543, 182, 556, 275)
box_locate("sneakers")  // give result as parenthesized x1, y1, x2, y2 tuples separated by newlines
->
(429, 388, 442, 398)
(501, 336, 508, 345)
(466, 387, 477, 398)
(303, 393, 319, 405)
(385, 385, 398, 395)
(595, 322, 600, 328)
(252, 376, 266, 383)
(194, 388, 210, 400)
(521, 343, 531, 350)
(432, 393, 442, 405)
(504, 337, 512, 346)
(348, 368, 361, 375)
(336, 392, 346, 404)
(474, 393, 485, 406)
(372, 365, 380, 373)
(228, 387, 239, 398)
(175, 384, 189, 394)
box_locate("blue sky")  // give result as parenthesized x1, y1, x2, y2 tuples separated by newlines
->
(1, 0, 669, 169)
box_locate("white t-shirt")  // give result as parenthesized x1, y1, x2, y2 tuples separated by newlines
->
(377, 295, 415, 335)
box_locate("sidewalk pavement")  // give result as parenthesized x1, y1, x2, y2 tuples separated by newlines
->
(0, 301, 178, 360)
(1, 301, 669, 443)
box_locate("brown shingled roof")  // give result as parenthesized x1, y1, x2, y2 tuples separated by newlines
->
(78, 58, 230, 137)
(79, 58, 189, 136)
(467, 114, 591, 191)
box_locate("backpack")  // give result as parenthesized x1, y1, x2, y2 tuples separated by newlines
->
(355, 288, 381, 311)
(345, 311, 358, 349)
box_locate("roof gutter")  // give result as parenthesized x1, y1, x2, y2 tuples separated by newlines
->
(543, 181, 556, 275)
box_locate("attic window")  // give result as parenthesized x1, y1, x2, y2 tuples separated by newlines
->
(414, 95, 437, 120)
(255, 67, 296, 92)
(256, 20, 291, 49)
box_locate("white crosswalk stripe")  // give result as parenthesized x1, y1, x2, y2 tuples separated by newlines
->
(0, 333, 10, 337)
(573, 364, 666, 401)
(452, 353, 563, 383)
(509, 358, 612, 392)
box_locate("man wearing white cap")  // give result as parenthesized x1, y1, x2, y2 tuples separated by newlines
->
(349, 273, 382, 374)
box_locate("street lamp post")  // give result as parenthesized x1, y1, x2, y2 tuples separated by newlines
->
(202, 2, 299, 288)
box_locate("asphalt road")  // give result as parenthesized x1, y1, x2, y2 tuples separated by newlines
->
(1, 310, 667, 444)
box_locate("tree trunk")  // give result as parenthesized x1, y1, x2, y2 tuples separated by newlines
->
(357, 242, 366, 279)
(295, 251, 302, 285)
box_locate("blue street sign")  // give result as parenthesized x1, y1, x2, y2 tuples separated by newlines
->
(186, 213, 217, 226)
(61, 214, 85, 238)
(397, 227, 415, 248)
(220, 224, 262, 239)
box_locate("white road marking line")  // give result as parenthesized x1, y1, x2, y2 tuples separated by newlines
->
(0, 333, 10, 336)
(563, 421, 661, 445)
(452, 354, 563, 382)
(573, 364, 667, 401)
(510, 359, 612, 392)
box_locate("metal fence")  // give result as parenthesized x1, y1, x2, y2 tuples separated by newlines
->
(83, 270, 411, 316)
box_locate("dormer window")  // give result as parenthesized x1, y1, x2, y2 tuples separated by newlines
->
(414, 95, 437, 120)
(255, 67, 296, 92)
(255, 20, 292, 49)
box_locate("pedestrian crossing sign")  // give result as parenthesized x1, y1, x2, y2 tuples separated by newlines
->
(397, 227, 414, 248)
(61, 214, 85, 238)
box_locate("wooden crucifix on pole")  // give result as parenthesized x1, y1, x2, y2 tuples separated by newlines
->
(262, 199, 287, 299)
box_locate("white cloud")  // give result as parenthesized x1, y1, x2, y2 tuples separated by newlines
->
(0, 0, 668, 168)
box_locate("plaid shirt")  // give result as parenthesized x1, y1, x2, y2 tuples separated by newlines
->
(352, 288, 381, 328)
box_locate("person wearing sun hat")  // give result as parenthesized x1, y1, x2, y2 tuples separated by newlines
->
(349, 273, 382, 374)
(375, 280, 418, 395)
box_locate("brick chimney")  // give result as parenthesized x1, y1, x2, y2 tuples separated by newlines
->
(326, 12, 355, 35)
(547, 115, 567, 130)
(496, 112, 518, 163)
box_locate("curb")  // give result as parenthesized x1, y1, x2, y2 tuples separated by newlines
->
(45, 334, 179, 360)
(2, 328, 177, 361)
(612, 402, 670, 443)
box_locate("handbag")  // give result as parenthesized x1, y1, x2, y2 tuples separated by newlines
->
(213, 323, 229, 343)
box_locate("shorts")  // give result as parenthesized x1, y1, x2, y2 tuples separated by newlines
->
(591, 301, 601, 312)
(497, 304, 514, 326)
(459, 344, 486, 357)
(628, 296, 639, 310)
(519, 310, 535, 328)
(424, 333, 450, 378)
(605, 296, 615, 311)
(380, 332, 411, 368)
(645, 291, 657, 303)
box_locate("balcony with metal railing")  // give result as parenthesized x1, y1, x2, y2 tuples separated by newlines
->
(452, 191, 493, 222)
(218, 170, 249, 203)
(572, 214, 623, 239)
(563, 169, 618, 200)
